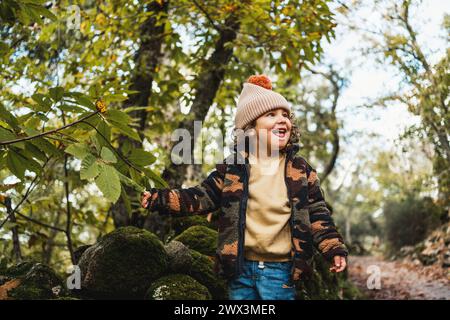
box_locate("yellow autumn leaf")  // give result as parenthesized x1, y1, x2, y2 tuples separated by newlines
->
(309, 32, 321, 39)
(223, 4, 237, 13)
(95, 13, 107, 27)
(95, 98, 107, 113)
(80, 21, 88, 33)
(286, 58, 293, 69)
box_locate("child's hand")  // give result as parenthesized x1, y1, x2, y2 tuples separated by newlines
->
(329, 255, 347, 273)
(141, 191, 152, 208)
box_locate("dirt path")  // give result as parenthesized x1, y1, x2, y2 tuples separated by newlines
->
(348, 255, 450, 300)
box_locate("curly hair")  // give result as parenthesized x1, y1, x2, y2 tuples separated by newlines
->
(231, 110, 300, 155)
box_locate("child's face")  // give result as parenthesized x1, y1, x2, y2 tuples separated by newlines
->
(254, 108, 292, 154)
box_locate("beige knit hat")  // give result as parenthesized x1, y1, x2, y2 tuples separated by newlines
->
(234, 75, 291, 130)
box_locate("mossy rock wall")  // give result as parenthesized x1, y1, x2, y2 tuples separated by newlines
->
(0, 262, 64, 300)
(164, 241, 227, 299)
(171, 215, 216, 237)
(173, 226, 217, 257)
(145, 274, 211, 300)
(78, 226, 168, 298)
(188, 249, 227, 300)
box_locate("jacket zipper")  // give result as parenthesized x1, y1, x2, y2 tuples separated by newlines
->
(237, 163, 249, 277)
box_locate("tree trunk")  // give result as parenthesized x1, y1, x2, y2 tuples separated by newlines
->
(111, 0, 169, 230)
(161, 14, 241, 188)
(312, 68, 343, 182)
(5, 197, 22, 262)
(146, 15, 241, 237)
(42, 211, 62, 264)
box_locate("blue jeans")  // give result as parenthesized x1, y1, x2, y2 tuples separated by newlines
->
(228, 259, 296, 300)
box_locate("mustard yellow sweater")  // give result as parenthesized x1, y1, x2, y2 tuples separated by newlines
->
(244, 153, 292, 262)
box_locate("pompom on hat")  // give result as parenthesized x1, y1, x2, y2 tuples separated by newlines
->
(234, 74, 291, 130)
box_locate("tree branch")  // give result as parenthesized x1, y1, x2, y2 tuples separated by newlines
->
(15, 210, 65, 233)
(61, 112, 75, 265)
(0, 111, 100, 146)
(0, 156, 54, 229)
(191, 0, 223, 33)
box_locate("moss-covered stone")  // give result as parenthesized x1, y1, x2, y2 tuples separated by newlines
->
(52, 296, 81, 300)
(5, 263, 64, 300)
(171, 215, 216, 236)
(145, 274, 211, 300)
(73, 245, 92, 265)
(189, 249, 227, 300)
(164, 241, 228, 299)
(173, 226, 217, 257)
(0, 258, 8, 276)
(4, 261, 36, 278)
(78, 226, 168, 298)
(0, 276, 9, 287)
(164, 241, 193, 273)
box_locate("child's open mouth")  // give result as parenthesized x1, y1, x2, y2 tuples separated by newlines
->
(272, 128, 288, 139)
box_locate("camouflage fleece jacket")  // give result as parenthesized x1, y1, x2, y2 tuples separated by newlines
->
(146, 143, 348, 282)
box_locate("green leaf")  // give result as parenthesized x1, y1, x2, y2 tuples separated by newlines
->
(129, 167, 141, 182)
(65, 143, 90, 159)
(100, 147, 117, 163)
(6, 149, 27, 180)
(22, 1, 49, 5)
(58, 104, 88, 114)
(25, 141, 47, 163)
(49, 87, 64, 102)
(121, 139, 132, 157)
(16, 3, 31, 25)
(304, 44, 314, 61)
(117, 171, 145, 193)
(104, 109, 132, 124)
(0, 126, 16, 142)
(103, 93, 128, 103)
(0, 42, 9, 55)
(34, 111, 49, 122)
(17, 148, 42, 174)
(0, 127, 24, 149)
(121, 186, 132, 217)
(27, 3, 57, 21)
(108, 119, 141, 142)
(123, 89, 140, 95)
(80, 154, 100, 180)
(123, 106, 156, 113)
(128, 149, 156, 167)
(31, 93, 52, 112)
(142, 167, 168, 188)
(65, 92, 96, 111)
(0, 104, 19, 130)
(29, 137, 62, 157)
(95, 164, 121, 203)
(95, 120, 111, 149)
(76, 111, 101, 130)
(21, 3, 41, 24)
(17, 112, 34, 124)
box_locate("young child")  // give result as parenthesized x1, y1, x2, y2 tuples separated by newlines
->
(141, 75, 348, 300)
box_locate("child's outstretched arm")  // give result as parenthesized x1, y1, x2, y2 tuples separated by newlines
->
(306, 163, 348, 270)
(141, 164, 226, 216)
